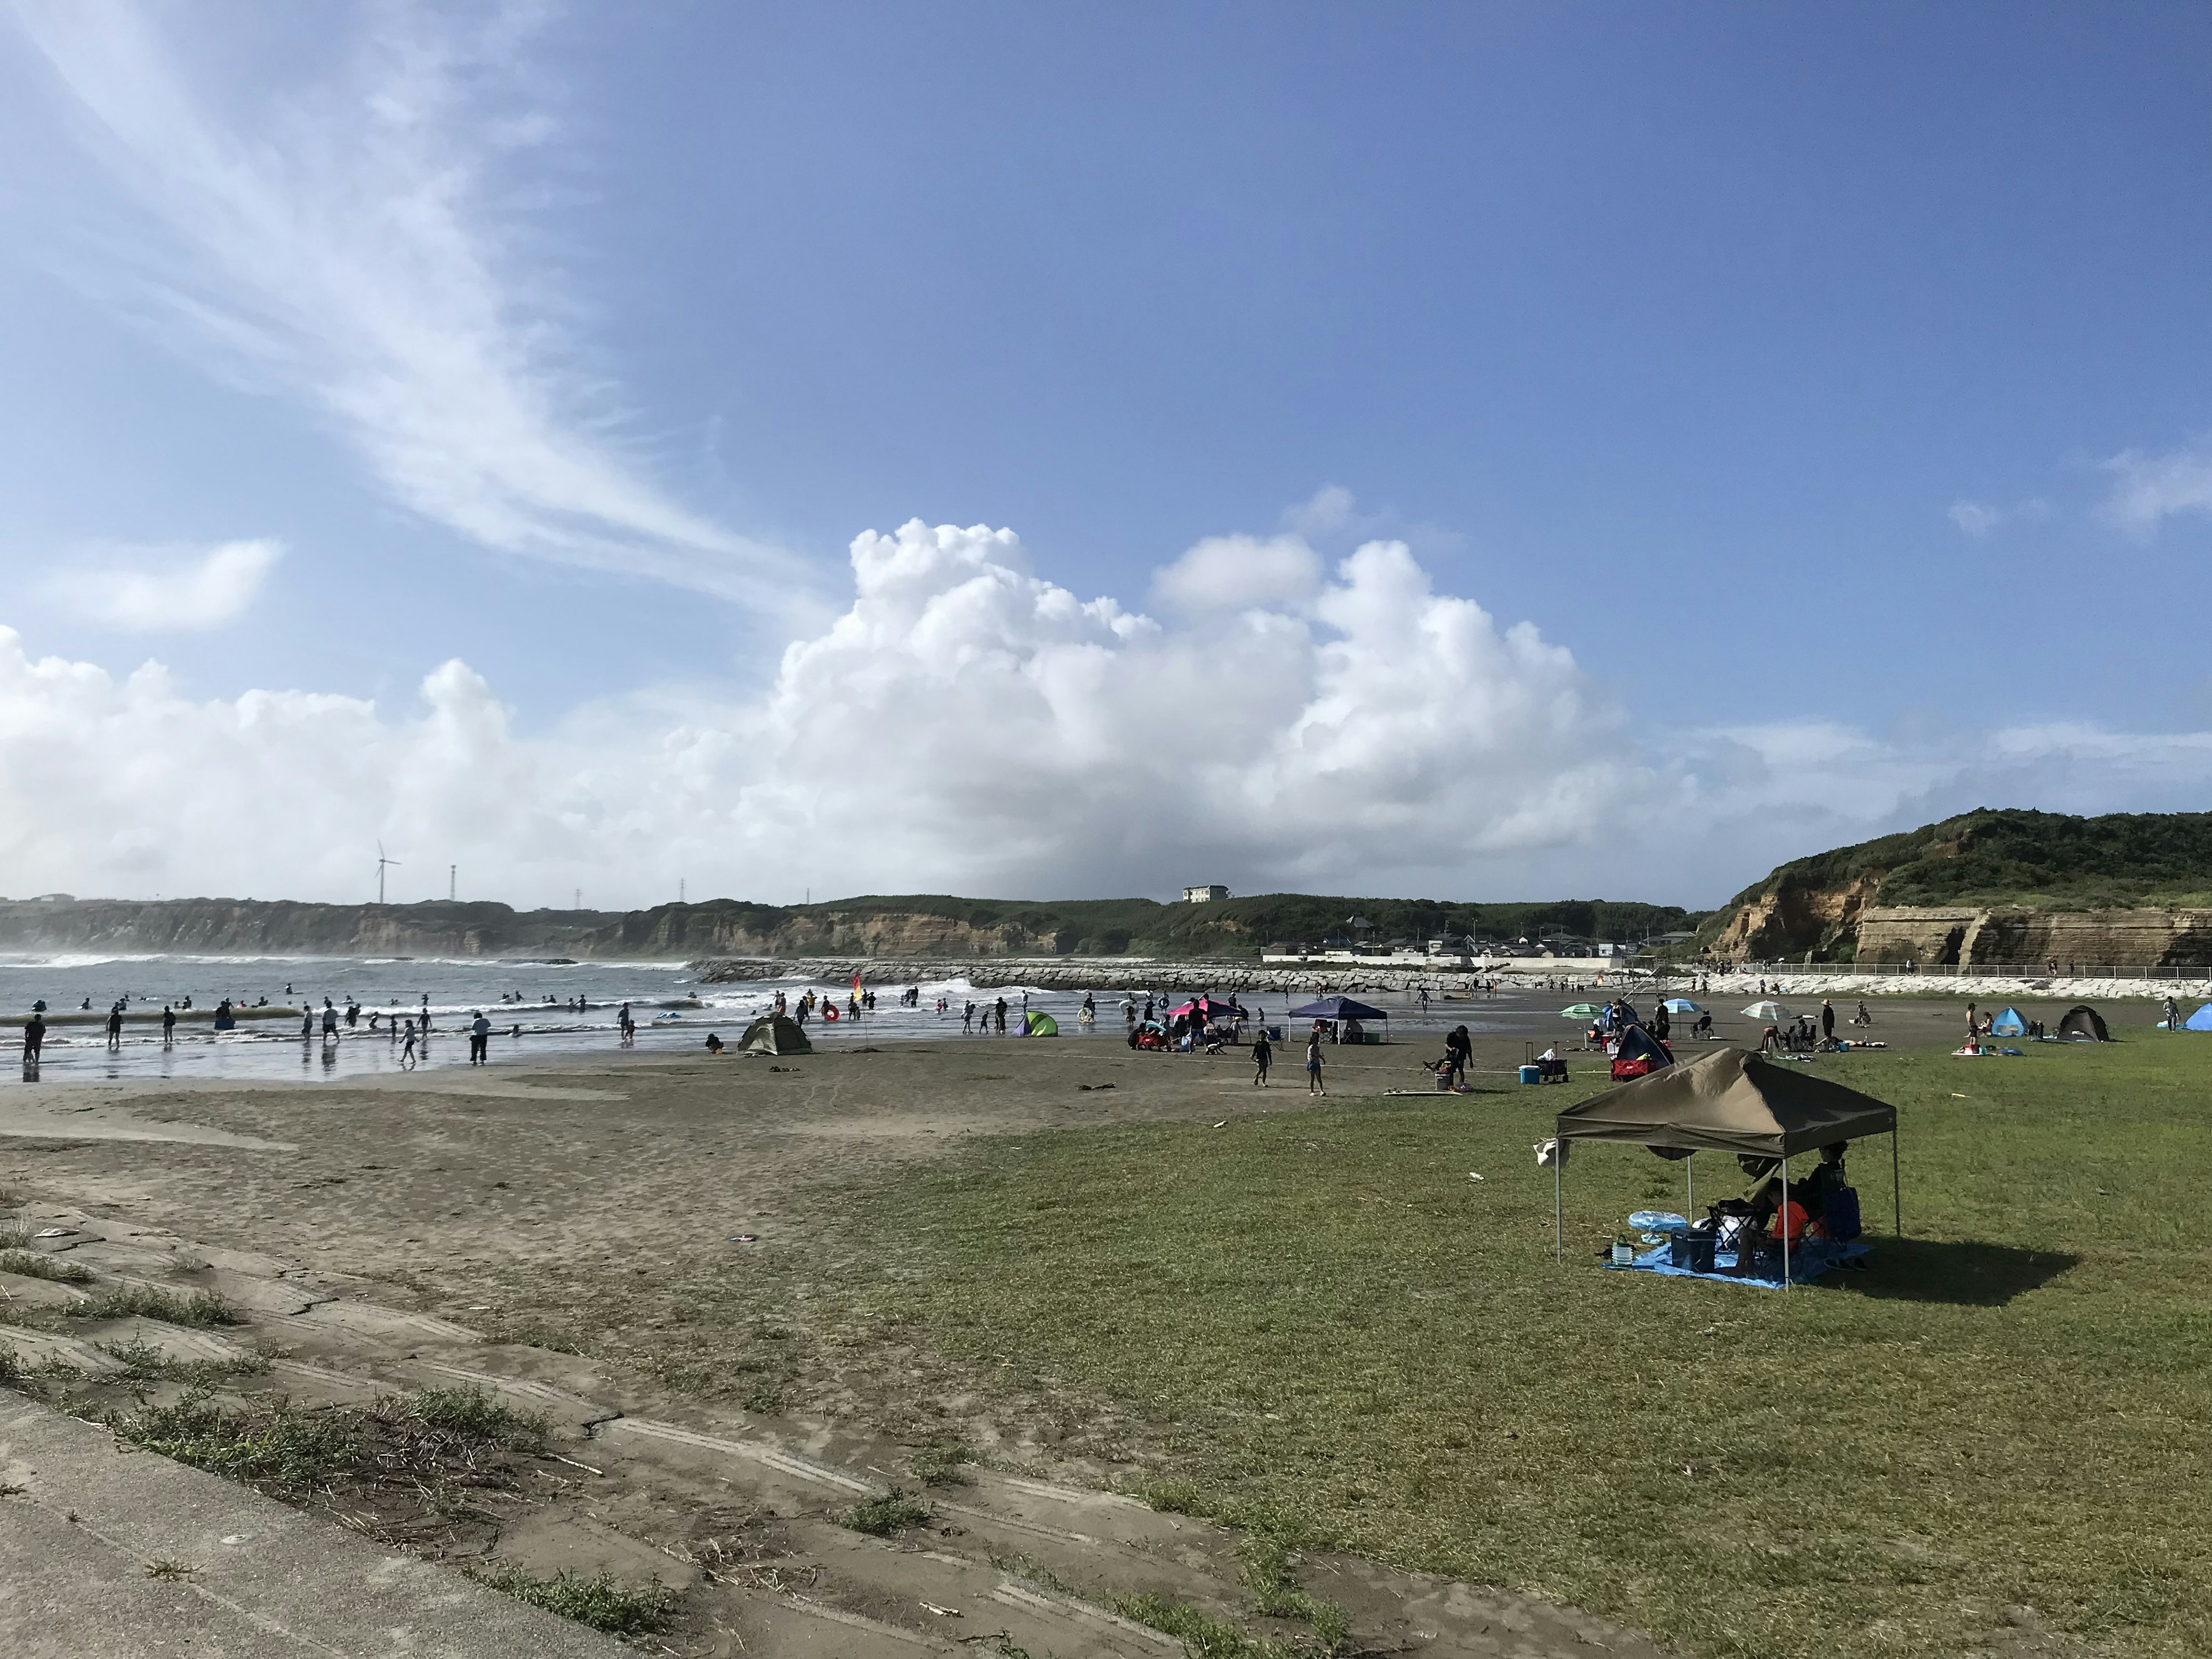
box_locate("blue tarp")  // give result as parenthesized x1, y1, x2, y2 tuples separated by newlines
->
(2186, 1003, 2212, 1032)
(1605, 1237, 1872, 1289)
(1287, 995, 1390, 1021)
(1990, 1006, 2027, 1036)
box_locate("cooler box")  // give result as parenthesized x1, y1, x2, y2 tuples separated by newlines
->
(1518, 1064, 1542, 1084)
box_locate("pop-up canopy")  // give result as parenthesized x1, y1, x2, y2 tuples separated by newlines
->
(1558, 1045, 1895, 1156)
(1288, 995, 1389, 1022)
(1551, 1046, 1902, 1285)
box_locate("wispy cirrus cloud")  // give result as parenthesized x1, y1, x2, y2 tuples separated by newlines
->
(1947, 496, 2050, 537)
(2101, 438, 2212, 535)
(11, 0, 789, 601)
(41, 538, 284, 632)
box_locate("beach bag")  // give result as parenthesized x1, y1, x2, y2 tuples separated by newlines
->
(1824, 1185, 1862, 1242)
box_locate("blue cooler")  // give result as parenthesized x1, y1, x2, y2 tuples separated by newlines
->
(1518, 1063, 1541, 1084)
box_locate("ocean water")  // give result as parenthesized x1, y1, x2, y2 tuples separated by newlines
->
(0, 954, 1513, 1086)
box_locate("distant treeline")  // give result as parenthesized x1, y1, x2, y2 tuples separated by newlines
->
(603, 892, 1705, 960)
(0, 891, 1703, 961)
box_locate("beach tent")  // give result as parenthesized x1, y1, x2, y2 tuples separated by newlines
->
(1023, 1010, 1060, 1037)
(1288, 995, 1389, 1022)
(739, 1014, 812, 1056)
(1662, 999, 1702, 1014)
(1551, 1046, 1902, 1287)
(1168, 997, 1240, 1021)
(1989, 1007, 2027, 1037)
(2186, 1003, 2212, 1032)
(2056, 1005, 2112, 1043)
(1611, 1023, 1673, 1081)
(1741, 1001, 1790, 1021)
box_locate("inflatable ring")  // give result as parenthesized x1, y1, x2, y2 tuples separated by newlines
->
(824, 1005, 839, 1021)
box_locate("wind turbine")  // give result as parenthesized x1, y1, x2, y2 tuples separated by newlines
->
(376, 842, 402, 906)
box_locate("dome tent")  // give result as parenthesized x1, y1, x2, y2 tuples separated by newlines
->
(1611, 1023, 1673, 1081)
(2183, 1003, 2212, 1032)
(2056, 1005, 2111, 1043)
(740, 1014, 812, 1056)
(1988, 1007, 2027, 1037)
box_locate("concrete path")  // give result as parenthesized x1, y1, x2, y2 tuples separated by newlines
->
(0, 1397, 626, 1659)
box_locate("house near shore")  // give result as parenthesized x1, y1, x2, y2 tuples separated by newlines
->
(1182, 884, 1229, 903)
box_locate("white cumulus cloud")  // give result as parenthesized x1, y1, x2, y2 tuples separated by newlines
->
(40, 539, 283, 632)
(5, 518, 2212, 911)
(12, 0, 786, 601)
(0, 522, 1662, 904)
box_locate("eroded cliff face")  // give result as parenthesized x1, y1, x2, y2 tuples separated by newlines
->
(1710, 876, 1883, 960)
(0, 899, 572, 959)
(580, 907, 1072, 959)
(1855, 907, 2212, 967)
(0, 897, 1095, 960)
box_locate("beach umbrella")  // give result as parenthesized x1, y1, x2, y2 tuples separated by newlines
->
(1742, 1001, 1789, 1020)
(1662, 998, 1701, 1014)
(1561, 1003, 1603, 1018)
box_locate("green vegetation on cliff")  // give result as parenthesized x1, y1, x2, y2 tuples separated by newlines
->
(1702, 807, 2212, 958)
(622, 892, 1701, 960)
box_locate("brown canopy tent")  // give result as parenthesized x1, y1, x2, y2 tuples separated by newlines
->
(1551, 1046, 1901, 1287)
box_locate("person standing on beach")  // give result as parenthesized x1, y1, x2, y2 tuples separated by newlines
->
(323, 1001, 340, 1042)
(24, 1012, 45, 1063)
(301, 1009, 315, 1041)
(400, 1019, 418, 1069)
(993, 997, 1008, 1035)
(1305, 1031, 1324, 1094)
(1445, 1024, 1471, 1088)
(469, 1010, 491, 1065)
(1252, 1030, 1272, 1086)
(963, 1001, 976, 1033)
(1820, 999, 1836, 1044)
(161, 1005, 176, 1047)
(107, 1003, 124, 1050)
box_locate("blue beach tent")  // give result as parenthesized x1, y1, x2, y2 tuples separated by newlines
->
(2186, 1003, 2212, 1032)
(1989, 1007, 2027, 1037)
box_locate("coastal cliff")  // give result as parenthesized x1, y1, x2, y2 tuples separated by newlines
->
(1703, 808, 2212, 965)
(0, 892, 1698, 963)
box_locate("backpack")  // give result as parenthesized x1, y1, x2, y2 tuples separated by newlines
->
(1824, 1184, 1862, 1243)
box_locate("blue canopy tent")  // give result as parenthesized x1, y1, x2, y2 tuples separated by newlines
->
(1287, 995, 1389, 1022)
(1989, 1007, 2027, 1037)
(2186, 1003, 2212, 1032)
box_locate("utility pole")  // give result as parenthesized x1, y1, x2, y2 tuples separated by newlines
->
(679, 877, 685, 905)
(574, 888, 581, 911)
(449, 865, 456, 902)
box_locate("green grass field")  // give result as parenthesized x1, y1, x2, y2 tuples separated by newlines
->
(845, 1037, 2212, 1658)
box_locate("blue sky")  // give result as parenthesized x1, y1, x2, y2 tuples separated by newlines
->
(3, 1, 2211, 910)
